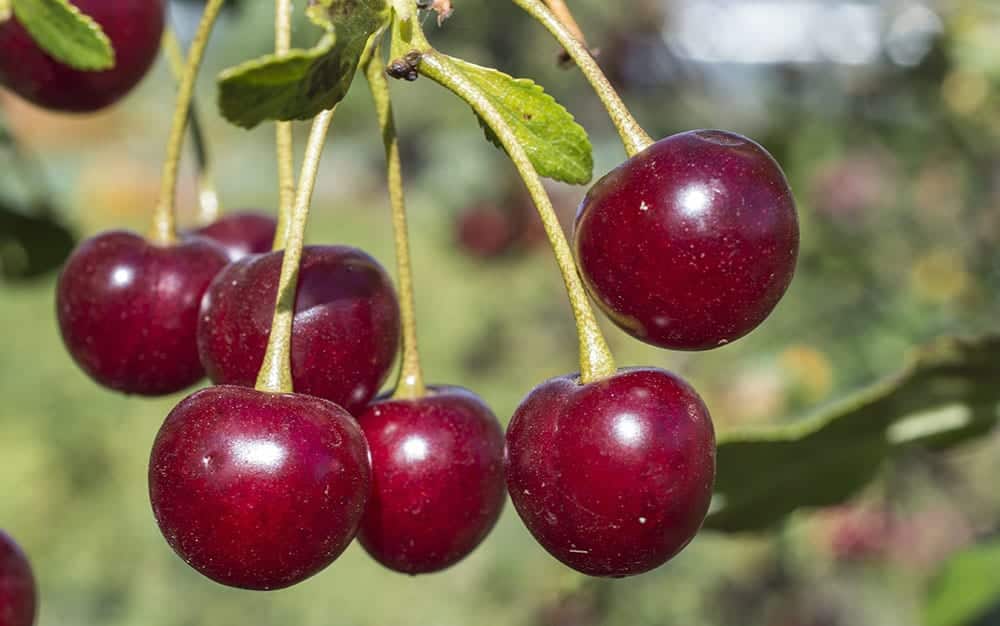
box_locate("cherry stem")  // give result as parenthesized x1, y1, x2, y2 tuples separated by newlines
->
(150, 0, 225, 245)
(255, 108, 336, 394)
(542, 0, 590, 53)
(365, 48, 427, 400)
(272, 0, 295, 250)
(511, 0, 653, 158)
(398, 20, 616, 383)
(162, 28, 221, 225)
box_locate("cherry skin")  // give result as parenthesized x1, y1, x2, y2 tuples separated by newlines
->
(0, 531, 35, 626)
(0, 0, 165, 112)
(356, 387, 506, 574)
(574, 129, 799, 351)
(198, 246, 401, 415)
(505, 368, 716, 577)
(148, 385, 371, 590)
(56, 231, 229, 395)
(189, 211, 278, 262)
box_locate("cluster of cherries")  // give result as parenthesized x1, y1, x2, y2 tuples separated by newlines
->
(1, 0, 799, 604)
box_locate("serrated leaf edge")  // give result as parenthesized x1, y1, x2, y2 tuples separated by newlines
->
(12, 0, 115, 71)
(217, 37, 334, 85)
(448, 56, 594, 185)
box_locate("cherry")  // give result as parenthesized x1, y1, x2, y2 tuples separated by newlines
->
(356, 387, 506, 574)
(574, 130, 799, 351)
(454, 203, 516, 259)
(148, 385, 371, 590)
(505, 368, 715, 577)
(189, 211, 278, 262)
(0, 0, 165, 112)
(0, 531, 35, 626)
(198, 245, 401, 415)
(56, 231, 229, 395)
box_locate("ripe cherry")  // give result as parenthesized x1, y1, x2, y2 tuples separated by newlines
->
(574, 130, 799, 351)
(356, 387, 506, 574)
(148, 385, 371, 590)
(0, 531, 35, 626)
(505, 368, 716, 577)
(189, 211, 278, 262)
(0, 0, 165, 112)
(198, 246, 401, 415)
(56, 231, 229, 395)
(454, 203, 516, 259)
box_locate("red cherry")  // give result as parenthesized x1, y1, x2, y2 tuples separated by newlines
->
(0, 531, 35, 626)
(148, 385, 371, 590)
(505, 368, 716, 577)
(0, 0, 165, 112)
(56, 231, 229, 395)
(454, 203, 516, 259)
(356, 387, 506, 574)
(197, 246, 401, 414)
(574, 130, 799, 350)
(189, 211, 278, 262)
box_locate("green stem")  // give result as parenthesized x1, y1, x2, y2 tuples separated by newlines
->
(162, 28, 221, 224)
(255, 108, 336, 394)
(150, 0, 226, 245)
(398, 21, 616, 383)
(365, 49, 426, 400)
(510, 0, 653, 157)
(273, 0, 295, 249)
(542, 0, 590, 54)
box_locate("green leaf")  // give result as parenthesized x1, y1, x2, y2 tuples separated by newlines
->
(217, 0, 389, 129)
(0, 202, 76, 281)
(305, 0, 336, 31)
(446, 56, 593, 185)
(389, 0, 413, 22)
(10, 0, 113, 71)
(706, 335, 1000, 533)
(924, 540, 1000, 626)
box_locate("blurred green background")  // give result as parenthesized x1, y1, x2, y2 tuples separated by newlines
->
(2, 0, 1000, 624)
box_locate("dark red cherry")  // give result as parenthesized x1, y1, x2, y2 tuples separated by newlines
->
(356, 387, 505, 574)
(454, 203, 516, 259)
(56, 231, 229, 395)
(505, 368, 716, 577)
(0, 0, 165, 112)
(574, 130, 799, 351)
(198, 246, 401, 414)
(189, 211, 278, 262)
(148, 385, 371, 590)
(0, 531, 35, 626)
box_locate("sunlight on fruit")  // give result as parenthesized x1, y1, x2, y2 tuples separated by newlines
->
(910, 249, 970, 303)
